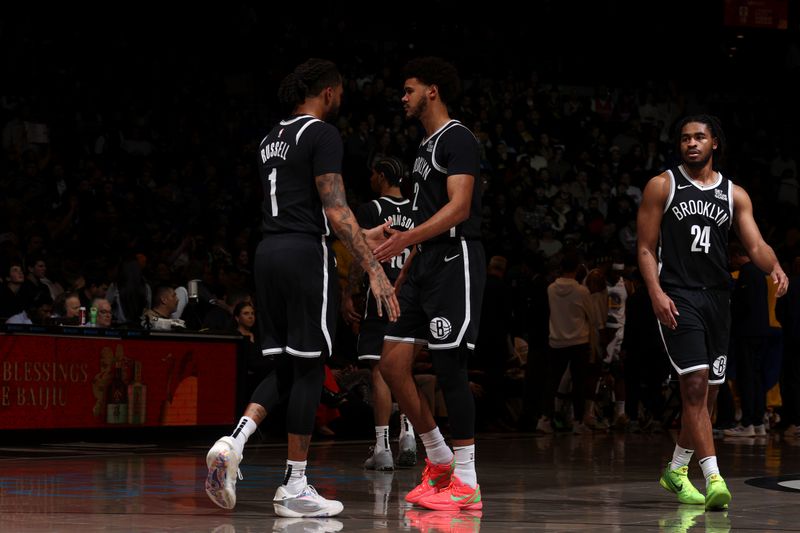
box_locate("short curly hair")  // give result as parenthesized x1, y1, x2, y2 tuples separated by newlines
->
(674, 114, 726, 169)
(403, 57, 461, 105)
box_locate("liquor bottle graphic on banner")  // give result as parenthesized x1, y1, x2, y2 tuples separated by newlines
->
(127, 360, 147, 424)
(106, 361, 128, 424)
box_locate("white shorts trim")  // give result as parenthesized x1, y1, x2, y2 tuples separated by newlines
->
(358, 354, 381, 360)
(262, 348, 283, 356)
(286, 346, 322, 358)
(669, 360, 709, 376)
(384, 335, 427, 345)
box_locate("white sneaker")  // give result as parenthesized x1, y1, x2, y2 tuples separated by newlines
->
(205, 436, 242, 509)
(364, 447, 394, 471)
(273, 478, 344, 517)
(397, 434, 417, 467)
(754, 424, 767, 436)
(272, 517, 344, 532)
(723, 424, 755, 437)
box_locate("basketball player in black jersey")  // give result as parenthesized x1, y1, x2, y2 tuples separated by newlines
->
(342, 156, 420, 473)
(373, 57, 485, 511)
(638, 115, 788, 511)
(204, 59, 399, 518)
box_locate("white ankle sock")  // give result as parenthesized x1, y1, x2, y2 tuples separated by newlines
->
(399, 414, 415, 439)
(670, 445, 694, 470)
(230, 416, 257, 458)
(453, 445, 477, 488)
(420, 427, 453, 465)
(375, 425, 390, 453)
(283, 460, 307, 493)
(614, 401, 625, 417)
(699, 456, 720, 486)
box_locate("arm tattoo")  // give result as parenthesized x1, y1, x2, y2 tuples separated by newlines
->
(346, 259, 364, 297)
(317, 173, 381, 274)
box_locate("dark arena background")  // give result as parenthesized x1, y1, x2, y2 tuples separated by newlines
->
(2, 2, 800, 532)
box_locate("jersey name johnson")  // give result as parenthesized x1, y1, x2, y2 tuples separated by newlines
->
(357, 196, 414, 281)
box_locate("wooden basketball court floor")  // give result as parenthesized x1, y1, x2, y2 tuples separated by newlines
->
(1, 431, 799, 532)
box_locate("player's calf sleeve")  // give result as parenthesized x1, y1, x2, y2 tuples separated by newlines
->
(286, 356, 326, 435)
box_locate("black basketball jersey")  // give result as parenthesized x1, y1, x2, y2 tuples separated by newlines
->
(258, 114, 343, 236)
(410, 120, 481, 241)
(659, 165, 734, 290)
(356, 195, 414, 281)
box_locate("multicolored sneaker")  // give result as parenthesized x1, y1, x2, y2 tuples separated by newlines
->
(273, 478, 344, 518)
(205, 436, 242, 509)
(405, 509, 482, 533)
(705, 474, 731, 511)
(659, 463, 705, 505)
(415, 475, 482, 511)
(404, 458, 454, 504)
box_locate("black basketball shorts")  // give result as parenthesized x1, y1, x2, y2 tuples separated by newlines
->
(357, 287, 426, 360)
(658, 287, 731, 384)
(357, 287, 390, 360)
(385, 239, 485, 351)
(254, 233, 339, 358)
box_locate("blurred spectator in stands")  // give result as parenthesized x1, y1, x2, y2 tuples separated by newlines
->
(724, 243, 770, 437)
(233, 301, 271, 406)
(141, 285, 178, 328)
(91, 298, 114, 328)
(203, 288, 252, 331)
(538, 225, 563, 258)
(770, 145, 797, 181)
(776, 169, 798, 212)
(107, 258, 151, 325)
(77, 270, 110, 309)
(0, 262, 31, 319)
(24, 254, 63, 301)
(569, 170, 592, 209)
(473, 256, 514, 430)
(643, 140, 666, 175)
(612, 172, 643, 206)
(777, 257, 800, 437)
(53, 291, 82, 323)
(6, 286, 53, 325)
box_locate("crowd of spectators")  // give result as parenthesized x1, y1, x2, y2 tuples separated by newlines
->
(2, 11, 799, 436)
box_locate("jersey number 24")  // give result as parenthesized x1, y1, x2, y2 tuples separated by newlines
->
(690, 224, 711, 253)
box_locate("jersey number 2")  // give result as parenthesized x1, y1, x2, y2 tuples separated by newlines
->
(690, 224, 710, 253)
(268, 168, 278, 216)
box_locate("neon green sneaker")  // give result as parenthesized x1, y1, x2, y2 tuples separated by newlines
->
(704, 474, 731, 511)
(659, 463, 705, 505)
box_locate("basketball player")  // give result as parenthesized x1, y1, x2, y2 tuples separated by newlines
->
(343, 156, 419, 471)
(204, 58, 399, 518)
(637, 115, 788, 510)
(373, 57, 485, 511)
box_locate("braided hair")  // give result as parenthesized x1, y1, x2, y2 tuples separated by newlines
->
(373, 156, 405, 186)
(277, 58, 342, 108)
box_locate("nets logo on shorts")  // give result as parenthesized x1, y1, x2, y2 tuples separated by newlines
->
(712, 355, 727, 376)
(429, 317, 452, 340)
